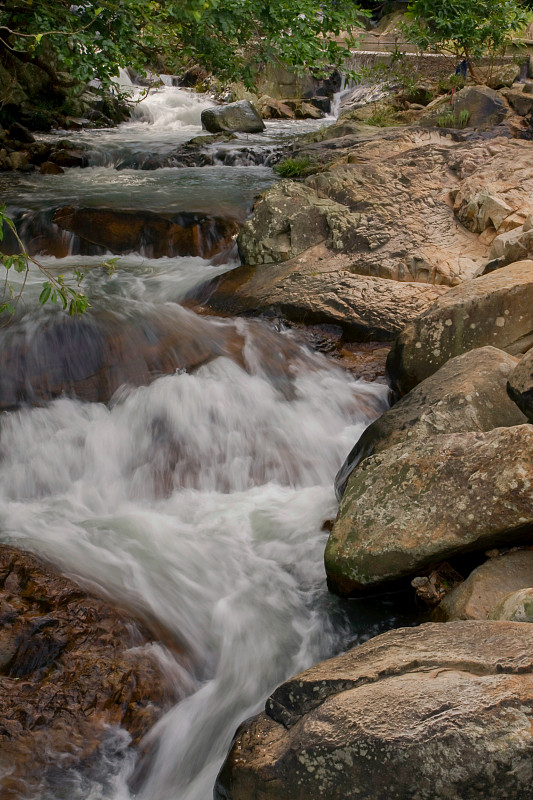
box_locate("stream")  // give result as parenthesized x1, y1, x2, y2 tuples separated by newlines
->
(0, 79, 417, 799)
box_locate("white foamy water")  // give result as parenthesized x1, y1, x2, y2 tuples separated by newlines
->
(0, 344, 389, 800)
(0, 75, 400, 800)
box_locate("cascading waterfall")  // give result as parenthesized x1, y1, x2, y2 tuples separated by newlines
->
(0, 76, 407, 800)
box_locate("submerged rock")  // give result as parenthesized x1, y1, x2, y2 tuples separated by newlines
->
(386, 260, 533, 396)
(0, 544, 184, 798)
(216, 621, 533, 800)
(201, 100, 265, 134)
(52, 206, 239, 259)
(435, 550, 533, 621)
(325, 424, 533, 595)
(335, 346, 526, 498)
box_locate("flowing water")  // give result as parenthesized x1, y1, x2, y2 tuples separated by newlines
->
(0, 81, 415, 799)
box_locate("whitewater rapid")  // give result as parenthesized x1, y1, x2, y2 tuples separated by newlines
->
(0, 79, 394, 799)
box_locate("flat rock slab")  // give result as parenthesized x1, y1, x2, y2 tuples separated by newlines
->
(237, 128, 489, 286)
(216, 621, 533, 800)
(335, 346, 526, 498)
(435, 549, 533, 621)
(203, 256, 448, 341)
(326, 424, 533, 595)
(387, 260, 533, 395)
(0, 545, 185, 797)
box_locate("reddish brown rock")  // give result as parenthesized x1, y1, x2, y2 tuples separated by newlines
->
(52, 206, 239, 259)
(0, 544, 185, 799)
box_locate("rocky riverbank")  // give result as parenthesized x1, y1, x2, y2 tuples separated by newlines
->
(210, 80, 533, 798)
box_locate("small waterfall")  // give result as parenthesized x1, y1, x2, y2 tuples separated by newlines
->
(130, 86, 215, 130)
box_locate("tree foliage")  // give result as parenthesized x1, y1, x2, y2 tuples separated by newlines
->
(403, 0, 529, 80)
(0, 0, 367, 90)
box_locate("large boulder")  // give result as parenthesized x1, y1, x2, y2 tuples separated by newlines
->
(508, 346, 533, 422)
(325, 424, 533, 595)
(202, 254, 448, 341)
(237, 130, 489, 285)
(0, 544, 184, 796)
(419, 85, 511, 130)
(386, 260, 533, 396)
(335, 346, 526, 498)
(216, 621, 533, 800)
(201, 100, 265, 133)
(434, 550, 533, 621)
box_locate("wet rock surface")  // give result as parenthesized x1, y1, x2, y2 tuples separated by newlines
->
(215, 621, 533, 800)
(326, 424, 533, 595)
(0, 544, 184, 799)
(51, 206, 239, 259)
(201, 245, 448, 340)
(386, 260, 533, 396)
(201, 100, 265, 134)
(335, 346, 527, 498)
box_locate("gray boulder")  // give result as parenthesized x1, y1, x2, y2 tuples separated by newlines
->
(386, 260, 533, 396)
(336, 346, 526, 498)
(435, 550, 533, 621)
(216, 621, 533, 800)
(326, 424, 533, 595)
(508, 346, 533, 422)
(201, 100, 265, 133)
(419, 85, 511, 130)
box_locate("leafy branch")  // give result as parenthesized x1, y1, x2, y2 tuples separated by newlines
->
(0, 206, 90, 320)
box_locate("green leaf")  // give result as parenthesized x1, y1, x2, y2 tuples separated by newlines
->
(39, 283, 52, 305)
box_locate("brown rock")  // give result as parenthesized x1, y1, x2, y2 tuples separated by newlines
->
(40, 160, 64, 175)
(419, 85, 511, 130)
(0, 544, 185, 798)
(435, 550, 533, 621)
(203, 254, 448, 341)
(216, 621, 533, 800)
(386, 260, 533, 396)
(336, 346, 526, 497)
(52, 206, 239, 258)
(326, 425, 533, 595)
(453, 139, 533, 235)
(508, 346, 533, 421)
(238, 129, 489, 286)
(49, 148, 88, 168)
(256, 96, 295, 120)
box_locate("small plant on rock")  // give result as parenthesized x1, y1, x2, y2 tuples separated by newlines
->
(273, 156, 313, 179)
